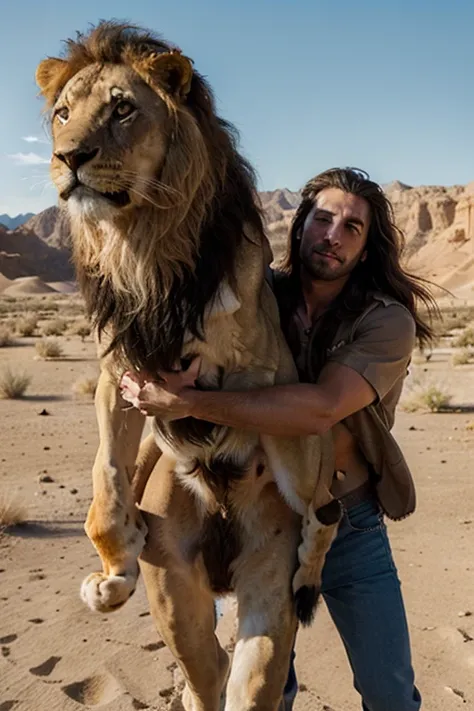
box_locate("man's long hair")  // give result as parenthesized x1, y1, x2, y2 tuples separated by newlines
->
(277, 168, 437, 349)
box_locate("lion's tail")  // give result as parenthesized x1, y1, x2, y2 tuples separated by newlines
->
(292, 498, 342, 626)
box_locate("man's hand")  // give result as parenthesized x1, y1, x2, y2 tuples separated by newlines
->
(120, 358, 201, 420)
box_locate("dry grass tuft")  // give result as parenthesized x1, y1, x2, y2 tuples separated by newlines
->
(0, 326, 15, 347)
(403, 385, 452, 413)
(0, 367, 31, 399)
(452, 349, 472, 366)
(0, 493, 27, 529)
(70, 320, 92, 342)
(72, 373, 98, 398)
(17, 313, 39, 337)
(42, 318, 68, 337)
(35, 338, 64, 359)
(402, 372, 453, 413)
(453, 328, 474, 349)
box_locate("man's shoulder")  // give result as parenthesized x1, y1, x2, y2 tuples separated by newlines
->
(352, 291, 415, 332)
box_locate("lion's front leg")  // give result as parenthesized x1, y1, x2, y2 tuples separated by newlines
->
(81, 365, 147, 613)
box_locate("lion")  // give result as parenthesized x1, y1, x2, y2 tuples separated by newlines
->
(36, 22, 341, 710)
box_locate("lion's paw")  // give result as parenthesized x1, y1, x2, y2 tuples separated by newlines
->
(80, 571, 138, 613)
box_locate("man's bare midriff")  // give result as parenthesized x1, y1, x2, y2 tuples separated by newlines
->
(330, 422, 370, 498)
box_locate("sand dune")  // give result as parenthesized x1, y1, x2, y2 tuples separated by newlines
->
(3, 276, 59, 296)
(46, 281, 78, 294)
(0, 271, 12, 293)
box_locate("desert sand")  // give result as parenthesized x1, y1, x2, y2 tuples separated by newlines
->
(0, 301, 474, 711)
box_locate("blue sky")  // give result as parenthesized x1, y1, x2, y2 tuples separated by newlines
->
(0, 0, 473, 216)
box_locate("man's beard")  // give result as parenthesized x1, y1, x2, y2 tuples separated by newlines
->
(301, 250, 358, 282)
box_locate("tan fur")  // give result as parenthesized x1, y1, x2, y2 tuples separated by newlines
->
(37, 23, 339, 710)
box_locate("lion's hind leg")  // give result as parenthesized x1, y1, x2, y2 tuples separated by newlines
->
(225, 483, 299, 711)
(139, 454, 229, 711)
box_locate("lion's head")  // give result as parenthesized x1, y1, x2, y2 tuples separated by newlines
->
(36, 22, 263, 372)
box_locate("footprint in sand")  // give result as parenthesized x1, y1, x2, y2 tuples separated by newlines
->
(62, 673, 122, 706)
(141, 641, 165, 652)
(29, 656, 61, 677)
(0, 635, 17, 644)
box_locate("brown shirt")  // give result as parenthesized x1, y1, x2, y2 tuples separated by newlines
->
(290, 292, 417, 521)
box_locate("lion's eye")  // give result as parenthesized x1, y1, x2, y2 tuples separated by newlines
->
(113, 101, 136, 121)
(55, 107, 70, 125)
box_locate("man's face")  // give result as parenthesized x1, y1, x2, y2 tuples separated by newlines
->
(299, 187, 371, 281)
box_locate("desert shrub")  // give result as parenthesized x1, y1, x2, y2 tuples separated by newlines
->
(42, 318, 68, 336)
(452, 349, 472, 366)
(35, 338, 63, 359)
(418, 386, 452, 412)
(72, 374, 98, 398)
(453, 328, 474, 349)
(0, 367, 31, 398)
(16, 313, 38, 336)
(404, 385, 452, 413)
(0, 327, 14, 347)
(0, 493, 27, 529)
(70, 320, 91, 342)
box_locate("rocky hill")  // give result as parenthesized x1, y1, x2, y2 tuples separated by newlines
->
(22, 207, 70, 249)
(0, 223, 73, 283)
(1, 181, 474, 295)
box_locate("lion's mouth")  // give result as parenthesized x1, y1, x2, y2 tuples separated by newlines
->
(100, 190, 131, 207)
(62, 183, 131, 208)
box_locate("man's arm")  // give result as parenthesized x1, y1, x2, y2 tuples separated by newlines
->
(188, 362, 376, 435)
(123, 362, 376, 437)
(121, 302, 415, 436)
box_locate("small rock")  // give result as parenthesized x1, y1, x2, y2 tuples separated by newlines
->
(409, 426, 417, 431)
(38, 474, 54, 484)
(38, 409, 50, 416)
(444, 686, 466, 701)
(70, 488, 78, 495)
(43, 446, 50, 451)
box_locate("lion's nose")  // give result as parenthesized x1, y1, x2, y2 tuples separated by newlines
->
(54, 147, 99, 173)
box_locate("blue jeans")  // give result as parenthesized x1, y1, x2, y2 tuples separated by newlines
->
(282, 498, 422, 711)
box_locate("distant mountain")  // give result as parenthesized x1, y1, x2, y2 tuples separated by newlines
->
(0, 212, 35, 230)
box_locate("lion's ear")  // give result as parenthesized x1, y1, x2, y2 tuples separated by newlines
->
(36, 58, 70, 106)
(143, 51, 194, 99)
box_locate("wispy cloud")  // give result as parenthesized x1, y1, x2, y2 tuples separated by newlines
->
(8, 152, 50, 166)
(22, 135, 49, 144)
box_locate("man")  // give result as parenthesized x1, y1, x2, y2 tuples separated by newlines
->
(121, 168, 437, 710)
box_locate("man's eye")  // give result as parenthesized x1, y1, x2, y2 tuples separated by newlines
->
(55, 107, 69, 124)
(315, 216, 330, 223)
(113, 101, 136, 121)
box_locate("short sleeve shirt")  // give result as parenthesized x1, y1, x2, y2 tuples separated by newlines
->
(290, 292, 417, 520)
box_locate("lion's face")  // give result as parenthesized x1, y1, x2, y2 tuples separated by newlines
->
(48, 63, 171, 219)
(47, 65, 181, 221)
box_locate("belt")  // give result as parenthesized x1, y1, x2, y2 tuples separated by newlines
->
(337, 480, 375, 510)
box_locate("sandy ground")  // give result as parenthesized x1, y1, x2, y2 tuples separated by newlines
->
(1, 333, 474, 711)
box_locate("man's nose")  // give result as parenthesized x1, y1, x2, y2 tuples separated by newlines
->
(54, 147, 100, 173)
(325, 223, 342, 246)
